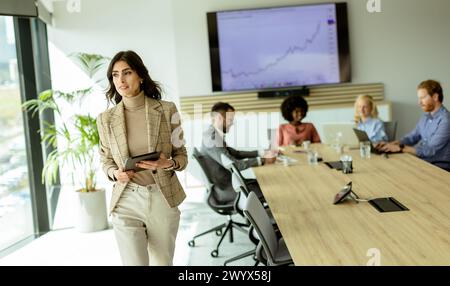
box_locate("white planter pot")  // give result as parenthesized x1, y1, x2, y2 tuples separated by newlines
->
(75, 188, 108, 233)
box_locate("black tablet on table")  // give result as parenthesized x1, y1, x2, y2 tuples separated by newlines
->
(369, 197, 409, 212)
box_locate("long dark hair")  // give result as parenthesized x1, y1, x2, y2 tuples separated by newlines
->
(106, 50, 162, 105)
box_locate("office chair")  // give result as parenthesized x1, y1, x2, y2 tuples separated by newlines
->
(228, 162, 266, 203)
(229, 165, 277, 226)
(383, 121, 398, 141)
(188, 148, 249, 257)
(429, 161, 450, 172)
(244, 192, 294, 266)
(223, 184, 264, 266)
(224, 173, 279, 266)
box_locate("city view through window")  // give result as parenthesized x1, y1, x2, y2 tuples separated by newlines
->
(0, 16, 34, 251)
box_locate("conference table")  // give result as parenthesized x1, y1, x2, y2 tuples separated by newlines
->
(252, 144, 450, 266)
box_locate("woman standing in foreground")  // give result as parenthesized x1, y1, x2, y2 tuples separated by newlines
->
(97, 50, 187, 266)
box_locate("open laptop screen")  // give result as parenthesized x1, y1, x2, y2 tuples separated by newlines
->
(322, 123, 359, 147)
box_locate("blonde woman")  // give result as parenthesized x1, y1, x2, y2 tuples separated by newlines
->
(354, 95, 387, 143)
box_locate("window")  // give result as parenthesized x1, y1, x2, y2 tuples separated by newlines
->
(0, 16, 34, 251)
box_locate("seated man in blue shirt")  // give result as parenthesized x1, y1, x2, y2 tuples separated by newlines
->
(377, 80, 450, 171)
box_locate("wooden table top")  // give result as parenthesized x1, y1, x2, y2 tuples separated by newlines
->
(252, 144, 450, 265)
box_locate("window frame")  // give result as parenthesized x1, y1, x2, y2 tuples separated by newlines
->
(0, 15, 55, 256)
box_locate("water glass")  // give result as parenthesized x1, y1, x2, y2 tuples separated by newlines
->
(334, 132, 344, 154)
(283, 157, 289, 167)
(307, 150, 319, 165)
(340, 155, 353, 174)
(360, 141, 371, 159)
(302, 140, 311, 150)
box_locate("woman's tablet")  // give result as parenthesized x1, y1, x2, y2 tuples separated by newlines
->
(124, 151, 161, 172)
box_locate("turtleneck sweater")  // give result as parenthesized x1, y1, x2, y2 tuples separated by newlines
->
(122, 91, 156, 186)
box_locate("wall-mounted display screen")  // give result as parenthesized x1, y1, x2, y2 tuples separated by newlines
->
(207, 2, 351, 92)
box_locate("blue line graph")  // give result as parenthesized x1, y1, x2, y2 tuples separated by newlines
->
(222, 22, 322, 79)
(217, 4, 341, 91)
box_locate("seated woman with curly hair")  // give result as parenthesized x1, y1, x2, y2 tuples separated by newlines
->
(277, 95, 321, 147)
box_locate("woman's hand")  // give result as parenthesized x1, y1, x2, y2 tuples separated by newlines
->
(114, 168, 135, 183)
(136, 153, 174, 171)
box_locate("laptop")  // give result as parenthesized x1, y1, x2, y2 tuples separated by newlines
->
(322, 123, 359, 148)
(352, 128, 386, 154)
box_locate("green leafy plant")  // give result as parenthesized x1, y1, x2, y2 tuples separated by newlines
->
(22, 53, 109, 192)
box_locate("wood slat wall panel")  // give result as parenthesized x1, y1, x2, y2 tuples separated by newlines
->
(180, 83, 384, 115)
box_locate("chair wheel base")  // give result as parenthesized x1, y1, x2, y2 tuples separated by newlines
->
(211, 250, 219, 257)
(188, 240, 195, 247)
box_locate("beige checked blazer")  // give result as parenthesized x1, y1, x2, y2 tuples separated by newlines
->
(96, 97, 187, 214)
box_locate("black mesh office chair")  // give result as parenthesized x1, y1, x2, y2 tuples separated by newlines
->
(383, 121, 398, 141)
(223, 185, 267, 266)
(244, 192, 294, 266)
(223, 169, 280, 266)
(188, 148, 249, 257)
(228, 162, 266, 203)
(228, 162, 278, 230)
(430, 161, 450, 172)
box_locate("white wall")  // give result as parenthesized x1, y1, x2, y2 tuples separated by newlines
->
(171, 0, 450, 138)
(47, 0, 180, 104)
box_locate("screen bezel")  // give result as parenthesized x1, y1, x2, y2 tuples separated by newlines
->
(207, 2, 351, 92)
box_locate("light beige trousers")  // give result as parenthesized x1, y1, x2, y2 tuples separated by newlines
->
(111, 182, 180, 266)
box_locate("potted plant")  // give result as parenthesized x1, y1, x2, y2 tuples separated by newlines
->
(22, 53, 110, 232)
